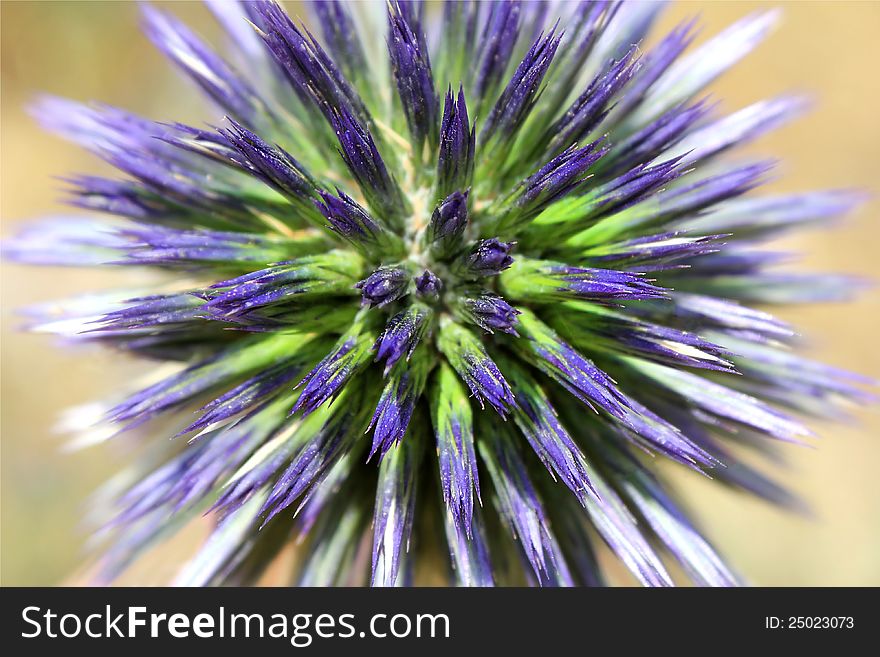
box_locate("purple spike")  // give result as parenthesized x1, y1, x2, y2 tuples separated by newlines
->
(524, 140, 606, 204)
(329, 106, 407, 223)
(580, 467, 673, 587)
(613, 18, 699, 119)
(703, 272, 869, 305)
(479, 426, 574, 586)
(169, 421, 269, 512)
(507, 368, 598, 505)
(438, 323, 516, 417)
(96, 293, 205, 331)
(461, 293, 521, 335)
(590, 156, 686, 219)
(658, 161, 775, 219)
(516, 311, 631, 421)
(92, 149, 270, 228)
(538, 1, 619, 113)
(220, 119, 316, 201)
(388, 1, 439, 150)
(677, 291, 792, 333)
(538, 341, 625, 417)
(432, 368, 481, 537)
(608, 99, 713, 175)
(674, 189, 868, 238)
(436, 87, 475, 199)
(619, 322, 732, 371)
(443, 506, 494, 586)
(553, 305, 735, 375)
(678, 247, 790, 277)
(374, 305, 430, 375)
(547, 47, 640, 153)
(261, 401, 363, 523)
(459, 238, 515, 278)
(157, 122, 251, 169)
(292, 450, 360, 537)
(316, 188, 387, 246)
(99, 150, 198, 200)
(104, 337, 281, 430)
(427, 190, 469, 255)
(255, 0, 370, 124)
(115, 225, 298, 267)
(356, 267, 410, 308)
(30, 95, 174, 158)
(630, 358, 814, 444)
(371, 437, 419, 586)
(141, 5, 265, 123)
(551, 265, 668, 301)
(2, 217, 126, 266)
(205, 260, 351, 318)
(62, 175, 160, 220)
(33, 103, 279, 227)
(311, 0, 369, 85)
(499, 140, 609, 233)
(481, 25, 561, 145)
(414, 270, 443, 300)
(213, 427, 301, 514)
(671, 96, 808, 164)
(615, 397, 719, 469)
(368, 369, 423, 461)
(109, 449, 203, 527)
(180, 363, 301, 436)
(716, 333, 877, 415)
(474, 1, 522, 104)
(291, 339, 363, 417)
(461, 353, 515, 417)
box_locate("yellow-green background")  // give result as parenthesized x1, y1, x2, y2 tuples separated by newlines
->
(1, 1, 878, 586)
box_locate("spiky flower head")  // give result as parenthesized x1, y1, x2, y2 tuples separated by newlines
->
(5, 1, 874, 587)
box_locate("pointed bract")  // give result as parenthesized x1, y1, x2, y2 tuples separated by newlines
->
(10, 0, 873, 590)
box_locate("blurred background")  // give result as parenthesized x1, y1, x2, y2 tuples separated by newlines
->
(1, 1, 878, 586)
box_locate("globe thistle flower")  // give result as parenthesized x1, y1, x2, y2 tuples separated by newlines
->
(5, 0, 875, 587)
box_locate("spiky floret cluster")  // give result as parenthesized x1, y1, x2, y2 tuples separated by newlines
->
(6, 1, 874, 586)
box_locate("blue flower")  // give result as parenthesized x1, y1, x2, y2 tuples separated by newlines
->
(4, 0, 874, 587)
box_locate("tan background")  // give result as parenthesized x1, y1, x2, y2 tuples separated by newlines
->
(1, 1, 878, 586)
